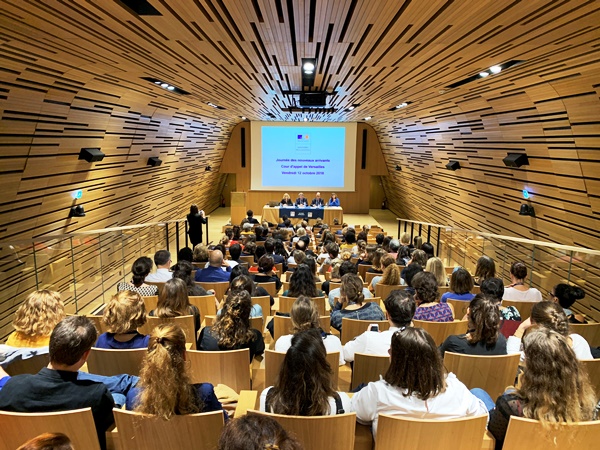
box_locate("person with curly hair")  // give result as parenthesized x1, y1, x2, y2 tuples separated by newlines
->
(261, 329, 350, 415)
(96, 291, 149, 349)
(275, 296, 344, 365)
(412, 272, 454, 322)
(218, 414, 302, 450)
(502, 261, 542, 302)
(488, 327, 597, 449)
(6, 290, 65, 348)
(192, 244, 210, 265)
(117, 256, 159, 296)
(199, 290, 265, 361)
(370, 255, 401, 292)
(126, 324, 226, 420)
(439, 294, 507, 357)
(330, 273, 385, 332)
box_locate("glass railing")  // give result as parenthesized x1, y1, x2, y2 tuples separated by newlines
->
(397, 218, 600, 323)
(0, 218, 211, 341)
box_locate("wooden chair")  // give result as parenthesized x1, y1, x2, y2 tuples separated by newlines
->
(446, 299, 470, 318)
(357, 264, 372, 281)
(139, 315, 197, 349)
(284, 270, 294, 282)
(196, 281, 229, 302)
(351, 353, 390, 390)
(264, 350, 340, 389)
(142, 295, 158, 311)
(340, 318, 390, 345)
(570, 323, 600, 347)
(250, 316, 264, 333)
(364, 272, 379, 285)
(274, 262, 283, 274)
(113, 409, 224, 450)
(375, 413, 488, 450)
(4, 353, 49, 376)
(240, 255, 255, 265)
(256, 281, 277, 297)
(501, 300, 538, 320)
(0, 408, 101, 450)
(252, 295, 271, 317)
(83, 315, 109, 334)
(580, 359, 600, 399)
(189, 294, 217, 319)
(272, 315, 330, 342)
(443, 352, 521, 400)
(278, 296, 327, 315)
(374, 283, 403, 300)
(502, 416, 600, 450)
(186, 348, 251, 392)
(329, 281, 342, 291)
(86, 347, 146, 377)
(412, 319, 469, 346)
(144, 281, 165, 294)
(248, 410, 356, 450)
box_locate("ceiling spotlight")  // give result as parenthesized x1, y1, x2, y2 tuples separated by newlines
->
(303, 117, 308, 122)
(479, 71, 490, 78)
(348, 106, 355, 111)
(205, 166, 212, 172)
(396, 102, 408, 109)
(167, 85, 175, 90)
(160, 83, 169, 88)
(490, 65, 502, 74)
(303, 61, 315, 72)
(240, 116, 246, 120)
(364, 116, 372, 121)
(304, 70, 313, 75)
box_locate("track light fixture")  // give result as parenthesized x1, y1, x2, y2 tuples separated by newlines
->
(446, 160, 461, 171)
(69, 205, 86, 218)
(503, 153, 529, 168)
(519, 204, 535, 217)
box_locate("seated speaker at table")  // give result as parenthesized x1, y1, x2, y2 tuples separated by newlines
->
(311, 192, 325, 207)
(280, 193, 293, 206)
(328, 193, 340, 207)
(295, 192, 308, 206)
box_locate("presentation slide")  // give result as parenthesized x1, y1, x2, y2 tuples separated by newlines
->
(250, 122, 357, 191)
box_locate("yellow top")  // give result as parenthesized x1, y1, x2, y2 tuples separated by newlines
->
(5, 331, 50, 348)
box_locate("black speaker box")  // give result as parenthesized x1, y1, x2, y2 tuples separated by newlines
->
(299, 92, 327, 106)
(147, 157, 162, 167)
(446, 160, 460, 171)
(79, 148, 105, 162)
(503, 153, 529, 167)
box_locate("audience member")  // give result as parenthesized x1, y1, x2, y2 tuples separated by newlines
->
(480, 278, 521, 321)
(330, 274, 385, 332)
(118, 256, 159, 296)
(440, 267, 475, 303)
(172, 260, 209, 296)
(412, 272, 454, 322)
(387, 239, 400, 258)
(225, 274, 263, 318)
(252, 254, 282, 293)
(145, 250, 173, 282)
(17, 433, 74, 450)
(473, 255, 495, 285)
(265, 237, 287, 272)
(402, 262, 423, 295)
(425, 257, 446, 286)
(228, 264, 273, 307)
(282, 264, 322, 298)
(370, 255, 400, 291)
(96, 291, 149, 349)
(550, 283, 586, 323)
(218, 414, 302, 450)
(192, 243, 210, 265)
(503, 262, 542, 302)
(246, 209, 259, 225)
(195, 250, 231, 282)
(328, 261, 373, 309)
(279, 193, 293, 207)
(177, 247, 194, 263)
(421, 242, 435, 260)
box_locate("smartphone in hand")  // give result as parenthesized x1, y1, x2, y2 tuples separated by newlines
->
(368, 324, 379, 332)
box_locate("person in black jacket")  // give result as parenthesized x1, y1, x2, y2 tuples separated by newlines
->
(187, 204, 206, 247)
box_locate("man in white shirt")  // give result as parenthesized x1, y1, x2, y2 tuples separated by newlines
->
(343, 289, 415, 362)
(145, 250, 173, 282)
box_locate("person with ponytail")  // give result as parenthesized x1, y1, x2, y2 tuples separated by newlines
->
(507, 301, 592, 361)
(117, 256, 158, 296)
(439, 294, 507, 357)
(330, 273, 385, 332)
(488, 327, 597, 450)
(126, 324, 226, 420)
(199, 290, 265, 361)
(550, 283, 587, 323)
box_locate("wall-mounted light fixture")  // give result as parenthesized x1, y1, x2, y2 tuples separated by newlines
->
(519, 204, 535, 217)
(147, 157, 163, 167)
(69, 205, 86, 218)
(446, 160, 461, 171)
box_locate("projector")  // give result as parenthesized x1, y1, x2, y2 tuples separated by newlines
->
(299, 92, 327, 107)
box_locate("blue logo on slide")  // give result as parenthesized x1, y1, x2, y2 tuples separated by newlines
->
(297, 134, 302, 139)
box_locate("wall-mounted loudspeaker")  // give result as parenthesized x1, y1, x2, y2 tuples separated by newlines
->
(361, 129, 367, 169)
(147, 157, 162, 167)
(446, 160, 460, 171)
(503, 153, 529, 167)
(79, 148, 105, 162)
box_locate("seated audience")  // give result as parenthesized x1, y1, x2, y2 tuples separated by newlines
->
(503, 262, 542, 302)
(368, 248, 387, 274)
(228, 243, 242, 266)
(241, 241, 256, 258)
(401, 249, 427, 282)
(488, 327, 597, 450)
(172, 260, 209, 296)
(480, 277, 521, 321)
(192, 243, 210, 266)
(223, 274, 263, 318)
(440, 267, 475, 303)
(421, 242, 435, 260)
(370, 255, 401, 291)
(425, 256, 446, 286)
(265, 237, 287, 272)
(507, 301, 592, 361)
(387, 239, 400, 258)
(550, 283, 587, 323)
(282, 264, 323, 298)
(0, 316, 115, 449)
(218, 414, 302, 450)
(396, 245, 411, 266)
(96, 291, 149, 349)
(330, 273, 385, 332)
(412, 272, 454, 322)
(145, 250, 173, 282)
(261, 329, 351, 414)
(352, 327, 487, 437)
(199, 291, 265, 361)
(343, 290, 415, 362)
(275, 296, 344, 365)
(177, 247, 194, 263)
(195, 250, 231, 282)
(246, 209, 259, 225)
(328, 261, 373, 308)
(401, 262, 423, 296)
(117, 256, 159, 296)
(473, 255, 495, 286)
(439, 294, 507, 357)
(5, 290, 65, 348)
(126, 324, 226, 420)
(228, 264, 273, 307)
(252, 254, 282, 293)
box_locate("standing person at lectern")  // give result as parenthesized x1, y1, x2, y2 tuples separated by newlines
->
(280, 193, 293, 206)
(187, 204, 206, 247)
(295, 192, 308, 207)
(328, 193, 340, 207)
(311, 192, 325, 207)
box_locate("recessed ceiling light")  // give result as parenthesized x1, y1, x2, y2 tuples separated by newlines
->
(240, 116, 246, 120)
(154, 81, 161, 84)
(167, 85, 175, 90)
(160, 83, 169, 88)
(364, 116, 372, 120)
(348, 106, 355, 111)
(489, 65, 502, 74)
(396, 102, 408, 109)
(479, 71, 489, 78)
(304, 117, 308, 122)
(303, 62, 315, 71)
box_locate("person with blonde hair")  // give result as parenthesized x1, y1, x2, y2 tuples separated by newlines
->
(96, 291, 149, 349)
(6, 290, 65, 347)
(192, 243, 210, 265)
(330, 273, 385, 332)
(126, 324, 226, 420)
(488, 327, 597, 449)
(370, 255, 401, 291)
(275, 296, 344, 365)
(425, 256, 446, 286)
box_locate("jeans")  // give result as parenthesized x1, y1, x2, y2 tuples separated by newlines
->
(470, 388, 495, 412)
(77, 372, 139, 407)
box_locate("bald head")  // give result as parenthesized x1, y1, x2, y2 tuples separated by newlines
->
(209, 250, 224, 267)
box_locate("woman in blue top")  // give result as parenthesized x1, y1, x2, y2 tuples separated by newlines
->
(440, 267, 476, 303)
(126, 323, 227, 420)
(328, 193, 340, 207)
(96, 291, 150, 349)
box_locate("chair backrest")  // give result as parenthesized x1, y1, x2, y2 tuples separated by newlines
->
(82, 315, 109, 334)
(86, 347, 147, 377)
(239, 255, 255, 265)
(357, 264, 372, 281)
(570, 323, 600, 347)
(4, 353, 49, 376)
(0, 408, 101, 450)
(375, 413, 488, 450)
(446, 299, 470, 318)
(248, 410, 356, 450)
(113, 409, 224, 450)
(144, 281, 165, 294)
(278, 296, 327, 315)
(249, 316, 264, 333)
(142, 295, 158, 311)
(443, 352, 521, 400)
(364, 272, 379, 284)
(264, 350, 340, 390)
(188, 294, 217, 319)
(351, 353, 390, 391)
(503, 416, 600, 450)
(251, 295, 271, 317)
(186, 348, 251, 392)
(374, 283, 403, 299)
(501, 300, 538, 320)
(341, 318, 390, 345)
(274, 262, 283, 274)
(412, 319, 469, 346)
(139, 315, 196, 349)
(273, 315, 330, 342)
(580, 359, 600, 400)
(256, 281, 277, 297)
(329, 281, 342, 291)
(196, 281, 229, 302)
